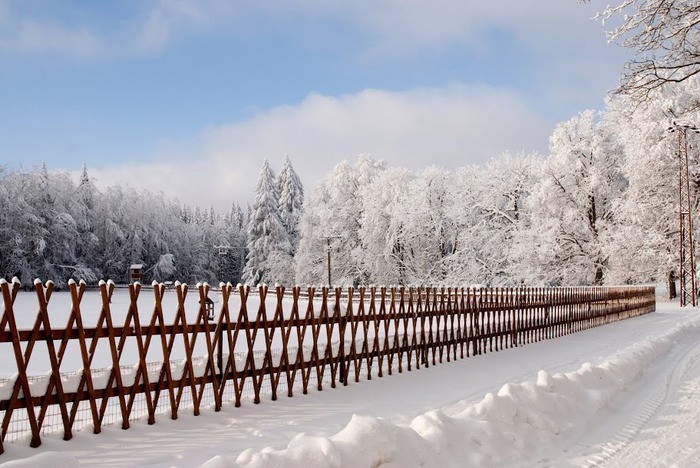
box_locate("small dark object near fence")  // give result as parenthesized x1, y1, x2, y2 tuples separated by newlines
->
(0, 278, 655, 453)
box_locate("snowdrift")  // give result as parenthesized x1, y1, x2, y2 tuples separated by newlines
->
(202, 313, 700, 468)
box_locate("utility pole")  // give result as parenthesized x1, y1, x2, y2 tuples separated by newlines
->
(320, 235, 342, 288)
(669, 121, 699, 306)
(326, 238, 332, 288)
(214, 244, 230, 284)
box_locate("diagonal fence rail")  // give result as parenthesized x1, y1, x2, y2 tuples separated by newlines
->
(0, 278, 655, 453)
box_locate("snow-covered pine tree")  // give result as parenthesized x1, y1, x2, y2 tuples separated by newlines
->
(242, 160, 293, 285)
(278, 156, 304, 255)
(73, 163, 101, 280)
(228, 202, 248, 283)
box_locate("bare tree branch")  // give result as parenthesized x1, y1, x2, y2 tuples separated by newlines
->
(584, 0, 700, 103)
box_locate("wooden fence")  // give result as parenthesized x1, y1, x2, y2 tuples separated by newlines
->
(0, 278, 655, 453)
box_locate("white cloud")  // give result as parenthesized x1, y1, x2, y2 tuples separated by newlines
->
(0, 19, 102, 56)
(0, 0, 237, 57)
(129, 0, 237, 53)
(253, 0, 608, 56)
(0, 1, 610, 61)
(91, 85, 552, 211)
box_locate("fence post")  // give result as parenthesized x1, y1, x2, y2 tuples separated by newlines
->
(337, 287, 347, 386)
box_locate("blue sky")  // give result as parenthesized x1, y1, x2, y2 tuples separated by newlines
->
(0, 0, 629, 209)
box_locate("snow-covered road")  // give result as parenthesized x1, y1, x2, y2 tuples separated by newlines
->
(2, 299, 700, 467)
(570, 313, 700, 468)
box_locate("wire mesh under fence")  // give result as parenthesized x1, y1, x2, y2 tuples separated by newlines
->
(0, 279, 656, 453)
(0, 344, 429, 447)
(0, 350, 340, 445)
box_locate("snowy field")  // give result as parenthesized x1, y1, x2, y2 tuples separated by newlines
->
(2, 298, 699, 467)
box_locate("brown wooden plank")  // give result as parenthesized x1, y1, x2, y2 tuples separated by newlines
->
(1, 278, 41, 447)
(151, 283, 178, 419)
(193, 283, 221, 411)
(33, 280, 72, 440)
(281, 286, 301, 397)
(66, 280, 101, 435)
(172, 283, 199, 415)
(96, 280, 130, 429)
(247, 285, 268, 404)
(124, 282, 156, 425)
(309, 287, 328, 391)
(299, 287, 315, 393)
(214, 283, 241, 405)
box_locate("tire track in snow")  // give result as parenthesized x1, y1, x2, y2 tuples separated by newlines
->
(582, 330, 700, 467)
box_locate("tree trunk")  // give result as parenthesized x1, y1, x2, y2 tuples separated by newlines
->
(668, 270, 677, 300)
(594, 266, 604, 286)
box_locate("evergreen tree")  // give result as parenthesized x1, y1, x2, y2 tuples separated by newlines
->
(278, 156, 304, 254)
(242, 160, 292, 285)
(73, 163, 101, 280)
(0, 164, 253, 286)
(220, 202, 247, 284)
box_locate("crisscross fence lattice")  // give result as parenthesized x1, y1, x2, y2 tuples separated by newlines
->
(0, 278, 655, 453)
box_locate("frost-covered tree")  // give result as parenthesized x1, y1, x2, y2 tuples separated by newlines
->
(446, 153, 540, 286)
(278, 156, 304, 254)
(95, 185, 127, 280)
(441, 165, 482, 285)
(242, 160, 293, 285)
(295, 189, 331, 287)
(295, 155, 385, 286)
(358, 167, 413, 285)
(48, 170, 96, 284)
(382, 166, 455, 285)
(0, 167, 40, 284)
(605, 77, 700, 284)
(514, 111, 625, 286)
(0, 165, 98, 286)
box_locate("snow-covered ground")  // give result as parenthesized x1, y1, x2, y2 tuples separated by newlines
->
(2, 299, 700, 467)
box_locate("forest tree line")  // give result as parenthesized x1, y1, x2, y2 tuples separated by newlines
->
(0, 162, 248, 288)
(3, 81, 700, 289)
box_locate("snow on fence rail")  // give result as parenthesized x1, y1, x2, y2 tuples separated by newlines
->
(0, 278, 655, 453)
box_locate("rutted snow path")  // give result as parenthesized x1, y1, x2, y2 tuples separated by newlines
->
(574, 324, 700, 467)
